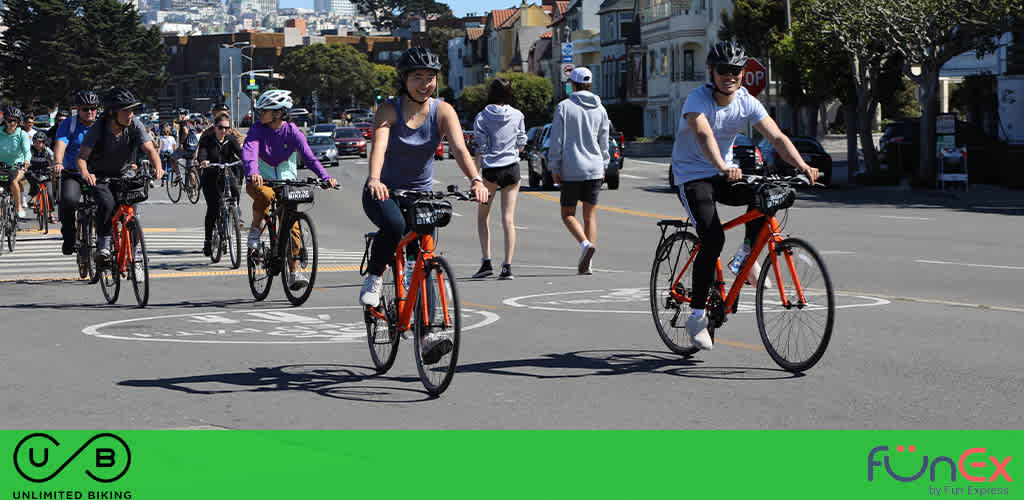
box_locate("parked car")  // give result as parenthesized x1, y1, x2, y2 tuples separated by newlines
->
(527, 123, 620, 190)
(352, 121, 374, 140)
(333, 126, 367, 158)
(522, 125, 543, 160)
(878, 119, 920, 164)
(435, 139, 445, 160)
(289, 108, 311, 127)
(344, 108, 372, 123)
(303, 135, 338, 167)
(759, 136, 833, 185)
(460, 130, 477, 156)
(308, 123, 337, 137)
(733, 134, 764, 174)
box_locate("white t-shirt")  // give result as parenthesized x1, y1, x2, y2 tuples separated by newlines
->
(159, 135, 177, 154)
(670, 85, 768, 185)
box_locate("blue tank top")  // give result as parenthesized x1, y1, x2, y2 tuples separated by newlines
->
(380, 97, 441, 191)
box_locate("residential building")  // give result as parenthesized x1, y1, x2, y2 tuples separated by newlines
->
(636, 0, 729, 137)
(313, 0, 355, 16)
(527, 31, 553, 78)
(449, 37, 468, 97)
(548, 0, 603, 102)
(597, 0, 632, 105)
(462, 27, 488, 89)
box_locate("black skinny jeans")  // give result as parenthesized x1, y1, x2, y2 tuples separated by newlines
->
(58, 172, 84, 243)
(679, 176, 763, 310)
(362, 187, 420, 277)
(199, 167, 239, 242)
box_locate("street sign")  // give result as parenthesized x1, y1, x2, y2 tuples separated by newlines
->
(247, 84, 259, 91)
(561, 63, 575, 82)
(742, 58, 768, 97)
(561, 42, 573, 63)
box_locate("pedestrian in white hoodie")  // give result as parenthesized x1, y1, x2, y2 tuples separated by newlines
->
(549, 67, 610, 275)
(472, 77, 527, 280)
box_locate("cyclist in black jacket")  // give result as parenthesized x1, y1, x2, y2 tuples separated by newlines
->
(196, 115, 242, 256)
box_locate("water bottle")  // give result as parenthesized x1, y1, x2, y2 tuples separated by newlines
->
(728, 240, 751, 275)
(403, 258, 415, 290)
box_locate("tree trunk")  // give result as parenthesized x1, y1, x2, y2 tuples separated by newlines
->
(846, 106, 858, 183)
(917, 66, 940, 185)
(851, 54, 881, 175)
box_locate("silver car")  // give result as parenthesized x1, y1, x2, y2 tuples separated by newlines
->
(303, 135, 338, 167)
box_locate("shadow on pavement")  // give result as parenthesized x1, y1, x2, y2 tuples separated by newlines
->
(458, 349, 800, 381)
(118, 364, 431, 402)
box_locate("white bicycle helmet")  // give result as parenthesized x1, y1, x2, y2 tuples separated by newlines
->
(254, 89, 293, 110)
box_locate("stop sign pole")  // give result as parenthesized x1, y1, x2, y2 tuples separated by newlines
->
(742, 58, 768, 97)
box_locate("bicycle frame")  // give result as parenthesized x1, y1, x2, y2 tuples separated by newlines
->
(109, 204, 137, 274)
(367, 231, 452, 334)
(670, 209, 808, 313)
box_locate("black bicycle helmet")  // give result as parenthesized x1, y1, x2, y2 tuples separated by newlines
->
(2, 105, 24, 121)
(74, 89, 100, 107)
(396, 47, 442, 75)
(212, 103, 230, 112)
(33, 131, 48, 142)
(707, 41, 749, 68)
(103, 87, 141, 112)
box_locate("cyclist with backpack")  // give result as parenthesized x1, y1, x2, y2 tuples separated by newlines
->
(53, 90, 100, 255)
(75, 88, 164, 262)
(671, 41, 817, 351)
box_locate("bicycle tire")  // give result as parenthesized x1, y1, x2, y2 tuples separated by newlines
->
(649, 230, 701, 356)
(281, 212, 318, 306)
(366, 266, 399, 373)
(7, 205, 16, 252)
(36, 193, 46, 233)
(246, 226, 274, 301)
(0, 197, 8, 256)
(99, 237, 120, 305)
(210, 211, 223, 264)
(227, 205, 241, 269)
(412, 256, 460, 396)
(127, 218, 150, 307)
(755, 237, 834, 373)
(167, 164, 182, 203)
(187, 170, 201, 204)
(85, 215, 99, 284)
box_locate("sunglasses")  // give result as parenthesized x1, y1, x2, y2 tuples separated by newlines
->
(4, 118, 20, 123)
(216, 125, 230, 130)
(715, 65, 744, 76)
(80, 107, 98, 112)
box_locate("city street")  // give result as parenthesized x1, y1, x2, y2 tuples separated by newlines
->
(1, 151, 1021, 429)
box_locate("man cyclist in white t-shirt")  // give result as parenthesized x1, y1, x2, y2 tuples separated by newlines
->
(671, 41, 818, 351)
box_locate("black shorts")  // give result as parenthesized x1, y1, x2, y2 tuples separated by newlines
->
(482, 163, 520, 188)
(559, 179, 602, 207)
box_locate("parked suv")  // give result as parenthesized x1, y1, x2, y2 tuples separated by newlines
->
(878, 119, 920, 164)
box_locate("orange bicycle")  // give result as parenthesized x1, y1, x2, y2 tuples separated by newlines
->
(97, 172, 152, 307)
(649, 175, 834, 372)
(26, 165, 55, 234)
(360, 186, 474, 396)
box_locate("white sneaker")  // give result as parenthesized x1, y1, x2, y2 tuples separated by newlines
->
(577, 245, 596, 275)
(247, 227, 260, 250)
(288, 271, 308, 291)
(421, 329, 454, 364)
(685, 312, 713, 351)
(17, 209, 26, 219)
(359, 274, 383, 307)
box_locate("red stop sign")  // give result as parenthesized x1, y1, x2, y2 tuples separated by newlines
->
(742, 58, 767, 97)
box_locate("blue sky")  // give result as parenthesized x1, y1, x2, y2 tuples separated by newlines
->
(278, 0, 517, 18)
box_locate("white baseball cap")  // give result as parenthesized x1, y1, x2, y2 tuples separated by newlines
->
(570, 67, 592, 84)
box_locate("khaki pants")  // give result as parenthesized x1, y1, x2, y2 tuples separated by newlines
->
(247, 183, 302, 256)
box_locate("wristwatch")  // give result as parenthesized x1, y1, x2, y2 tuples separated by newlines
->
(470, 175, 483, 184)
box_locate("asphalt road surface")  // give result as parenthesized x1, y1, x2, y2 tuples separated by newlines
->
(2, 152, 1021, 429)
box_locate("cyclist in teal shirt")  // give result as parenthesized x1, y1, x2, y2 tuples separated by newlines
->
(0, 105, 32, 219)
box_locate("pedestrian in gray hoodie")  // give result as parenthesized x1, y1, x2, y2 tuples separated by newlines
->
(549, 67, 610, 275)
(472, 77, 527, 280)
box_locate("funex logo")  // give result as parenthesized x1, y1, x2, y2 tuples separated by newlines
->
(868, 444, 1013, 483)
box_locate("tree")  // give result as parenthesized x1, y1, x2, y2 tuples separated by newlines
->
(457, 83, 487, 124)
(278, 43, 377, 113)
(427, 27, 462, 74)
(459, 72, 553, 128)
(351, 0, 453, 32)
(876, 0, 1022, 183)
(718, 0, 788, 60)
(1, 0, 167, 110)
(803, 0, 896, 176)
(372, 63, 398, 101)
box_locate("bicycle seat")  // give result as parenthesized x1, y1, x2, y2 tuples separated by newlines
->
(657, 219, 689, 228)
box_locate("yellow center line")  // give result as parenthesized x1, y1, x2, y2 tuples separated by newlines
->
(522, 191, 678, 220)
(463, 302, 502, 310)
(715, 339, 765, 351)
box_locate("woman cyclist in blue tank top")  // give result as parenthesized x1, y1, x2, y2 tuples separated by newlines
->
(359, 47, 489, 359)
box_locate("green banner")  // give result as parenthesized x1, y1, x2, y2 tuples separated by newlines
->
(2, 431, 1019, 499)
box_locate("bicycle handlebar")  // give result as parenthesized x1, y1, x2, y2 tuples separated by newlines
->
(728, 173, 826, 188)
(391, 184, 475, 202)
(262, 177, 339, 190)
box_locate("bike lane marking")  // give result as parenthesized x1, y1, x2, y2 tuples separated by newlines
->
(82, 305, 501, 344)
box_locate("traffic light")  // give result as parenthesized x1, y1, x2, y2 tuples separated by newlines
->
(374, 88, 383, 102)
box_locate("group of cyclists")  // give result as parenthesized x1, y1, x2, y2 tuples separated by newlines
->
(0, 40, 821, 359)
